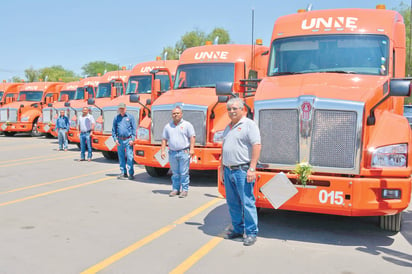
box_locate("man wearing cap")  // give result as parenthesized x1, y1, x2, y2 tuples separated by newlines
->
(112, 103, 137, 180)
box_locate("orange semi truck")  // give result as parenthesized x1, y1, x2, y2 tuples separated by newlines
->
(92, 60, 178, 160)
(0, 82, 63, 136)
(37, 81, 79, 137)
(0, 82, 21, 106)
(217, 5, 412, 232)
(134, 43, 269, 176)
(67, 77, 101, 145)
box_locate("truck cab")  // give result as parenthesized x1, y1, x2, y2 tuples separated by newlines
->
(92, 60, 178, 160)
(37, 81, 79, 137)
(0, 82, 63, 136)
(225, 6, 411, 232)
(67, 77, 101, 145)
(134, 43, 269, 177)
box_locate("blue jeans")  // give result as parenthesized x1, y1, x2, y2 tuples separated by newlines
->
(169, 149, 190, 192)
(58, 129, 68, 150)
(80, 132, 92, 160)
(117, 138, 134, 176)
(224, 166, 258, 237)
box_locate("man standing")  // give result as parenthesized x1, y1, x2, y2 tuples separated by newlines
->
(161, 106, 195, 198)
(221, 97, 261, 246)
(112, 103, 136, 180)
(78, 107, 95, 161)
(56, 110, 69, 151)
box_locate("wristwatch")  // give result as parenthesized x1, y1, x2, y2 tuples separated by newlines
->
(248, 168, 255, 172)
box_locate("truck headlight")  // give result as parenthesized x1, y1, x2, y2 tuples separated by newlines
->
(94, 122, 103, 132)
(21, 116, 29, 122)
(213, 130, 224, 143)
(371, 144, 407, 168)
(137, 127, 149, 140)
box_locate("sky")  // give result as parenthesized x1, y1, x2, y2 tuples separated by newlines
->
(0, 0, 405, 81)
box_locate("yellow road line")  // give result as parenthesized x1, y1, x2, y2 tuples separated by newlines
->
(0, 168, 118, 195)
(0, 153, 57, 164)
(169, 227, 229, 274)
(0, 177, 112, 207)
(81, 198, 222, 274)
(0, 154, 73, 167)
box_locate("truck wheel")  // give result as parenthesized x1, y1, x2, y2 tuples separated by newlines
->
(4, 132, 15, 137)
(102, 151, 118, 160)
(379, 212, 402, 232)
(145, 166, 169, 177)
(45, 133, 54, 138)
(31, 119, 41, 137)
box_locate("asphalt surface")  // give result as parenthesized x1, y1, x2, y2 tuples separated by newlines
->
(0, 134, 411, 274)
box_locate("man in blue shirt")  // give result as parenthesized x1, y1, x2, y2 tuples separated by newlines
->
(56, 110, 70, 151)
(112, 102, 137, 180)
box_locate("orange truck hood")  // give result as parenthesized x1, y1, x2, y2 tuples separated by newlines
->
(153, 88, 218, 107)
(255, 74, 388, 105)
(4, 101, 39, 108)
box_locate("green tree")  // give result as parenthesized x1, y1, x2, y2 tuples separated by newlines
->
(24, 67, 38, 82)
(396, 2, 411, 76)
(11, 76, 23, 83)
(38, 65, 78, 82)
(81, 61, 120, 77)
(162, 27, 231, 59)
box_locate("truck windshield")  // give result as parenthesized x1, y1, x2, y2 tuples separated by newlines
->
(59, 90, 76, 101)
(96, 83, 111, 98)
(404, 106, 412, 114)
(18, 91, 43, 101)
(269, 34, 389, 76)
(74, 87, 85, 100)
(126, 75, 152, 94)
(173, 63, 235, 89)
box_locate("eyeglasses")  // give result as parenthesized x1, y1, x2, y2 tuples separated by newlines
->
(227, 107, 239, 111)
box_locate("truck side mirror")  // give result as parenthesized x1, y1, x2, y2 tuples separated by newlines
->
(48, 103, 53, 107)
(61, 94, 69, 102)
(129, 94, 140, 103)
(216, 81, 233, 95)
(110, 83, 117, 100)
(64, 102, 71, 107)
(146, 99, 151, 106)
(88, 98, 95, 105)
(389, 79, 412, 97)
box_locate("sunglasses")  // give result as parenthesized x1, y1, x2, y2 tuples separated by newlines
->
(227, 107, 239, 111)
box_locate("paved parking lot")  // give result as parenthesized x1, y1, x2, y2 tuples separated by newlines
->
(0, 135, 411, 274)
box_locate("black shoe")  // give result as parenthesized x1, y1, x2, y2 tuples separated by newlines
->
(225, 231, 243, 240)
(117, 173, 128, 179)
(243, 235, 257, 246)
(128, 175, 134, 180)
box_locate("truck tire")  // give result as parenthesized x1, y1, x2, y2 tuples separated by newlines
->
(379, 212, 402, 232)
(45, 133, 54, 138)
(145, 166, 169, 177)
(31, 119, 41, 137)
(102, 151, 118, 160)
(4, 132, 15, 137)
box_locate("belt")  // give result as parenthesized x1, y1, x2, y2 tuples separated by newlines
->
(225, 163, 250, 170)
(118, 136, 131, 140)
(170, 147, 189, 152)
(81, 130, 91, 133)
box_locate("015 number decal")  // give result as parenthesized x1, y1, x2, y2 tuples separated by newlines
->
(319, 190, 344, 205)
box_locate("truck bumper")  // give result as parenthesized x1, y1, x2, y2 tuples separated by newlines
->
(218, 170, 411, 217)
(37, 122, 53, 134)
(134, 144, 221, 170)
(0, 122, 33, 133)
(68, 129, 80, 144)
(92, 134, 117, 152)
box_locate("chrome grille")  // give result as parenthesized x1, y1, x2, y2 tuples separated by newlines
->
(42, 108, 52, 123)
(310, 110, 357, 168)
(259, 109, 299, 165)
(255, 97, 363, 174)
(103, 109, 117, 134)
(91, 108, 101, 121)
(152, 106, 207, 145)
(9, 108, 17, 122)
(0, 109, 7, 122)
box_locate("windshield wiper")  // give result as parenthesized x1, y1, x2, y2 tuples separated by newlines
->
(270, 72, 303, 76)
(319, 70, 357, 74)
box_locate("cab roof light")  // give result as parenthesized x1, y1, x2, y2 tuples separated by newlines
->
(2, 80, 6, 83)
(256, 39, 263, 45)
(205, 41, 212, 45)
(97, 73, 101, 76)
(297, 9, 306, 13)
(156, 56, 162, 61)
(376, 4, 386, 9)
(122, 66, 126, 70)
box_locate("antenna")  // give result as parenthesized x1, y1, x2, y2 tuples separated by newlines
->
(214, 36, 219, 45)
(307, 3, 313, 11)
(251, 8, 255, 71)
